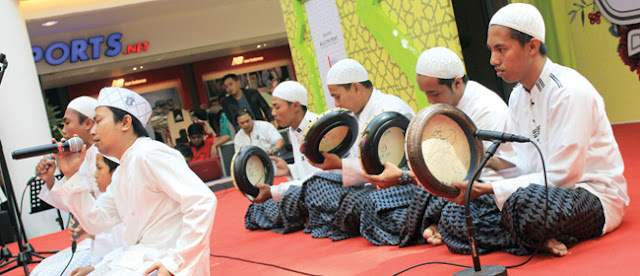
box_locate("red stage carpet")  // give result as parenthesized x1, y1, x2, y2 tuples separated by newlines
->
(3, 123, 639, 275)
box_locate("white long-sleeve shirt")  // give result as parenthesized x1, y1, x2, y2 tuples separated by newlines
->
(457, 80, 516, 182)
(234, 120, 284, 152)
(270, 111, 323, 202)
(54, 137, 217, 276)
(38, 145, 99, 212)
(342, 89, 415, 186)
(492, 59, 628, 235)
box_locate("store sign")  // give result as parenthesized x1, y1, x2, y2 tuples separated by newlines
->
(111, 78, 147, 87)
(32, 33, 150, 66)
(231, 55, 264, 66)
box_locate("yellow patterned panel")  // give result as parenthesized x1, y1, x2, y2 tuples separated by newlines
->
(279, 0, 461, 112)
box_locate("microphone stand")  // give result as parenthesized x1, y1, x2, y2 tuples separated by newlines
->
(454, 140, 507, 276)
(0, 54, 56, 276)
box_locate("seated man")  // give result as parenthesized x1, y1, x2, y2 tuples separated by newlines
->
(233, 110, 285, 154)
(361, 46, 516, 246)
(187, 122, 230, 163)
(441, 3, 627, 257)
(245, 81, 323, 233)
(302, 59, 415, 240)
(53, 87, 217, 275)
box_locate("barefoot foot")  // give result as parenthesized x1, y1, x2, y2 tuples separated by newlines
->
(422, 224, 444, 245)
(544, 238, 568, 257)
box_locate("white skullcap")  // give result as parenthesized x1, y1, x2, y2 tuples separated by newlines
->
(326, 59, 369, 85)
(416, 47, 465, 79)
(97, 87, 152, 125)
(272, 81, 308, 106)
(67, 96, 98, 119)
(489, 3, 546, 43)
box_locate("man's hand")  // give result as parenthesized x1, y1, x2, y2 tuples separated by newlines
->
(70, 266, 94, 276)
(68, 217, 91, 241)
(364, 162, 403, 189)
(270, 156, 289, 177)
(36, 155, 56, 189)
(448, 180, 493, 205)
(53, 136, 86, 179)
(308, 152, 342, 170)
(144, 262, 174, 276)
(253, 183, 272, 203)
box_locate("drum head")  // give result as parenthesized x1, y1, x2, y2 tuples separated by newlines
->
(231, 146, 275, 201)
(405, 104, 483, 198)
(301, 108, 359, 164)
(358, 111, 410, 175)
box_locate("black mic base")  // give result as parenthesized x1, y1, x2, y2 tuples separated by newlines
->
(453, 265, 507, 276)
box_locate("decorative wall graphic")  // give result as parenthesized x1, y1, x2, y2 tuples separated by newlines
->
(572, 0, 640, 80)
(279, 0, 461, 113)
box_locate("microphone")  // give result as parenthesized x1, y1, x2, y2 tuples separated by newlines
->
(70, 215, 80, 253)
(11, 137, 83, 160)
(0, 53, 5, 64)
(473, 129, 530, 143)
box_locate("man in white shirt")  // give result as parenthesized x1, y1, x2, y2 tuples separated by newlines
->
(53, 87, 217, 275)
(360, 47, 517, 246)
(245, 81, 323, 233)
(445, 3, 628, 257)
(36, 96, 100, 211)
(302, 59, 415, 240)
(233, 110, 285, 154)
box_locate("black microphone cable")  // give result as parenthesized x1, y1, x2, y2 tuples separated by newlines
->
(392, 140, 549, 275)
(59, 216, 80, 276)
(210, 253, 320, 276)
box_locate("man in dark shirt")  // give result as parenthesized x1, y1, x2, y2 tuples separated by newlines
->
(220, 74, 274, 129)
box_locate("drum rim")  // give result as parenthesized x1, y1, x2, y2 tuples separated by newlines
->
(405, 104, 484, 198)
(358, 111, 410, 175)
(301, 108, 359, 164)
(231, 146, 274, 201)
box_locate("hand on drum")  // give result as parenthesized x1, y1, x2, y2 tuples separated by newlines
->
(447, 180, 493, 205)
(270, 156, 289, 177)
(308, 152, 342, 170)
(253, 183, 272, 203)
(364, 162, 403, 189)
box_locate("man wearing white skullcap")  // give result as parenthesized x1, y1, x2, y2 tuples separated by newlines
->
(53, 87, 217, 275)
(249, 81, 322, 204)
(36, 96, 99, 212)
(442, 3, 627, 257)
(358, 47, 517, 246)
(312, 58, 414, 183)
(269, 58, 414, 240)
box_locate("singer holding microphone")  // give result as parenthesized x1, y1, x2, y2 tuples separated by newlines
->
(442, 3, 628, 257)
(51, 87, 216, 276)
(35, 96, 100, 213)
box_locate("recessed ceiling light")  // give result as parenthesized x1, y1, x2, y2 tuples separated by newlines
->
(133, 67, 138, 71)
(41, 21, 59, 27)
(139, 66, 144, 69)
(257, 45, 261, 48)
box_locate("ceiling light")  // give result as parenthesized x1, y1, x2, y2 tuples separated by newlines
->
(139, 66, 144, 69)
(133, 67, 138, 71)
(41, 21, 59, 27)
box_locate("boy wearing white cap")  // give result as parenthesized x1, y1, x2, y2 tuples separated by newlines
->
(36, 96, 99, 212)
(359, 47, 516, 246)
(53, 87, 217, 275)
(445, 3, 627, 256)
